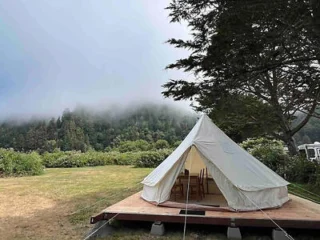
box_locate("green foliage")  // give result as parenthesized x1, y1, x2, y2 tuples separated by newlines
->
(241, 137, 320, 187)
(117, 140, 150, 153)
(0, 148, 43, 176)
(135, 149, 172, 168)
(0, 104, 196, 152)
(208, 95, 281, 143)
(241, 138, 288, 174)
(285, 155, 320, 185)
(294, 109, 320, 145)
(42, 150, 116, 168)
(43, 140, 57, 153)
(41, 148, 173, 168)
(172, 140, 182, 148)
(154, 139, 170, 149)
(164, 0, 320, 154)
(241, 138, 285, 151)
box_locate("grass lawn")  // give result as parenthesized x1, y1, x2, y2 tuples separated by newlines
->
(0, 166, 319, 240)
(0, 166, 152, 240)
(0, 166, 229, 240)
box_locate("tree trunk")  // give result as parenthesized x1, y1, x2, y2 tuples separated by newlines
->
(283, 134, 298, 156)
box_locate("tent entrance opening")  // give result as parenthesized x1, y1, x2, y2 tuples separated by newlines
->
(170, 146, 228, 207)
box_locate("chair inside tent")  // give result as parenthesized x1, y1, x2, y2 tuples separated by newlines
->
(169, 146, 228, 208)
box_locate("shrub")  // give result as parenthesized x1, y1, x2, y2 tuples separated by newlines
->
(285, 155, 320, 184)
(172, 140, 182, 148)
(0, 149, 43, 176)
(42, 150, 117, 168)
(41, 148, 173, 169)
(241, 138, 320, 186)
(240, 138, 288, 175)
(135, 149, 172, 168)
(118, 140, 150, 153)
(42, 151, 72, 168)
(16, 152, 43, 176)
(154, 140, 170, 149)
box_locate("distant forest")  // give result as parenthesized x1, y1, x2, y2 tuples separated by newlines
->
(0, 104, 197, 152)
(1, 103, 319, 153)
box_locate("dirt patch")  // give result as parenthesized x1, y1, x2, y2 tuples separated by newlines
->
(0, 194, 86, 240)
(0, 195, 55, 218)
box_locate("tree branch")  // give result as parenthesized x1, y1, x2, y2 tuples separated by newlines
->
(296, 109, 320, 120)
(291, 96, 319, 135)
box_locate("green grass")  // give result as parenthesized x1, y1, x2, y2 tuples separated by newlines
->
(1, 166, 319, 240)
(0, 165, 152, 240)
(288, 183, 320, 204)
(0, 166, 229, 239)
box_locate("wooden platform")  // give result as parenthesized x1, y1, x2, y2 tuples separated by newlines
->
(91, 192, 320, 229)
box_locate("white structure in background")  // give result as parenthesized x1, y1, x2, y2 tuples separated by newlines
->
(298, 142, 320, 162)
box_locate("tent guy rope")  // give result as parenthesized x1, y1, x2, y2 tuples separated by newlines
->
(69, 183, 141, 216)
(289, 190, 320, 205)
(241, 190, 295, 240)
(290, 184, 320, 199)
(183, 154, 193, 240)
(83, 213, 120, 240)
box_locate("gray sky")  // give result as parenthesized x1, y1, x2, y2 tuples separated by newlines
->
(0, 0, 191, 119)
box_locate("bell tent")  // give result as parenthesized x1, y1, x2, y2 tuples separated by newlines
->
(141, 114, 289, 211)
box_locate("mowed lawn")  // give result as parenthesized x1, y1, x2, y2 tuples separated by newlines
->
(2, 166, 316, 240)
(0, 166, 152, 240)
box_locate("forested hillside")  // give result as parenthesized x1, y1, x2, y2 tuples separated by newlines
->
(0, 104, 197, 152)
(294, 115, 320, 145)
(1, 102, 319, 153)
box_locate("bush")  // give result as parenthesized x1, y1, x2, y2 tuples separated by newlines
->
(154, 140, 170, 149)
(241, 138, 320, 186)
(135, 149, 172, 168)
(117, 140, 150, 153)
(42, 150, 117, 168)
(240, 138, 288, 175)
(41, 149, 174, 168)
(285, 155, 320, 184)
(172, 140, 182, 148)
(0, 149, 43, 176)
(42, 151, 70, 167)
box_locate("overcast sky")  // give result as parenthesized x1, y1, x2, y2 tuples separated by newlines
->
(0, 0, 191, 119)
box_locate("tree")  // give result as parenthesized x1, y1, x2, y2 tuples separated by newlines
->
(207, 94, 281, 142)
(44, 140, 57, 152)
(163, 0, 320, 155)
(47, 118, 57, 140)
(0, 104, 196, 152)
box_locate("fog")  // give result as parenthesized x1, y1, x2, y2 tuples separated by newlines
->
(0, 1, 192, 120)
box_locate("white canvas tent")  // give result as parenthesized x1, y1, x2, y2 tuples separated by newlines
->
(141, 114, 290, 211)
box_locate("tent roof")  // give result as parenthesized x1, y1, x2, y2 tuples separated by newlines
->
(142, 114, 289, 191)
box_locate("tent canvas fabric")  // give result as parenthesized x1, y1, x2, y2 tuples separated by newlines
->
(141, 114, 290, 211)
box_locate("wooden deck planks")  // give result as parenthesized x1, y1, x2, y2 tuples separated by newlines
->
(91, 192, 320, 229)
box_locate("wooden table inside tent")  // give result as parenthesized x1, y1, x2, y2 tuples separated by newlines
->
(177, 174, 200, 197)
(177, 173, 199, 180)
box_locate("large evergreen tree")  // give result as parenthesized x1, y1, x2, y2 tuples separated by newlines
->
(163, 0, 320, 154)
